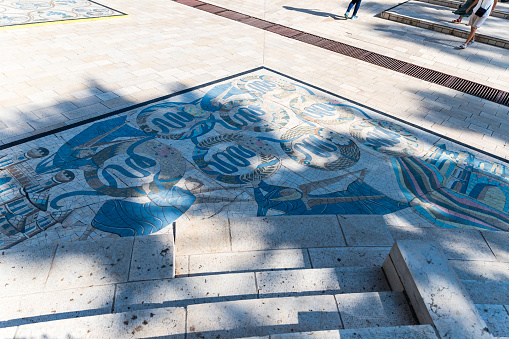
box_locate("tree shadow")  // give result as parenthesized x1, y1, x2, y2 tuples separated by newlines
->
(283, 5, 344, 20)
(0, 70, 508, 337)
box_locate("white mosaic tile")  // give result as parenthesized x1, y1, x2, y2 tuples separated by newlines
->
(1, 70, 508, 251)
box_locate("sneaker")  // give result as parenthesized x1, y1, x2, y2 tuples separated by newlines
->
(344, 12, 350, 18)
(459, 43, 467, 49)
(351, 15, 359, 19)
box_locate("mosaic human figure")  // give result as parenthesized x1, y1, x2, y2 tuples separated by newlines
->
(0, 170, 75, 238)
(254, 169, 409, 216)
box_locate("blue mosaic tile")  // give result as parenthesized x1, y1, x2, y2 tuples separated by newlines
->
(1, 70, 508, 249)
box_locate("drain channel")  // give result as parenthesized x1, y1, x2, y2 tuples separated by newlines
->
(175, 0, 509, 107)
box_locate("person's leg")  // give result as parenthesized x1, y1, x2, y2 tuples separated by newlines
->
(460, 26, 477, 47)
(352, 0, 363, 16)
(346, 1, 356, 14)
(465, 26, 476, 44)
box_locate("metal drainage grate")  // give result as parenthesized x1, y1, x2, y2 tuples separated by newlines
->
(238, 17, 274, 29)
(194, 4, 225, 13)
(173, 0, 509, 107)
(217, 11, 250, 21)
(175, 0, 204, 7)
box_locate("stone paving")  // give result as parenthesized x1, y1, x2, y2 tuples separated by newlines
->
(1, 0, 509, 335)
(0, 0, 126, 28)
(1, 0, 509, 158)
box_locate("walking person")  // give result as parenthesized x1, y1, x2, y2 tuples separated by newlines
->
(345, 0, 362, 19)
(452, 0, 475, 23)
(459, 0, 498, 48)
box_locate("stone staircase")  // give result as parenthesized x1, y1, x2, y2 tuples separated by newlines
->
(0, 214, 506, 338)
(381, 0, 509, 49)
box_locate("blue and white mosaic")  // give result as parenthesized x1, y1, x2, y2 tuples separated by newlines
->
(1, 70, 508, 249)
(0, 0, 125, 27)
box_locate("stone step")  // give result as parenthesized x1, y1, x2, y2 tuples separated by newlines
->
(0, 307, 187, 339)
(186, 292, 417, 338)
(476, 304, 509, 338)
(416, 0, 509, 19)
(0, 267, 390, 327)
(381, 1, 509, 49)
(0, 233, 175, 298)
(268, 325, 438, 338)
(178, 246, 392, 276)
(462, 279, 509, 305)
(0, 296, 422, 339)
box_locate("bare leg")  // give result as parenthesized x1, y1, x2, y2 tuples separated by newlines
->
(465, 26, 477, 44)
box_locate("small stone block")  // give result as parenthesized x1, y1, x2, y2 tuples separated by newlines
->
(45, 237, 133, 291)
(309, 247, 391, 268)
(257, 267, 389, 298)
(17, 285, 114, 324)
(335, 291, 417, 329)
(187, 296, 341, 338)
(388, 241, 491, 338)
(450, 260, 509, 282)
(476, 304, 509, 337)
(230, 215, 345, 251)
(0, 245, 56, 296)
(129, 233, 175, 281)
(482, 231, 509, 262)
(271, 330, 340, 338)
(462, 280, 509, 305)
(339, 215, 394, 247)
(188, 249, 310, 275)
(176, 217, 231, 255)
(114, 272, 257, 312)
(339, 325, 438, 338)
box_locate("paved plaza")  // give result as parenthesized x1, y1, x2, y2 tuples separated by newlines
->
(1, 0, 509, 337)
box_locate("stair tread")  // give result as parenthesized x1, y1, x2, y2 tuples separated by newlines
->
(475, 304, 509, 338)
(268, 324, 438, 338)
(462, 279, 509, 305)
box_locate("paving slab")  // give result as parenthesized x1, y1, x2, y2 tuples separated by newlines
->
(335, 292, 417, 329)
(308, 247, 391, 268)
(476, 304, 509, 337)
(129, 233, 175, 281)
(0, 245, 56, 296)
(338, 215, 394, 247)
(463, 280, 509, 305)
(186, 295, 342, 338)
(44, 237, 134, 291)
(0, 285, 115, 328)
(450, 260, 509, 282)
(230, 215, 345, 252)
(388, 226, 496, 260)
(482, 231, 509, 262)
(176, 217, 231, 255)
(11, 306, 186, 339)
(114, 272, 257, 312)
(175, 255, 190, 276)
(385, 240, 491, 338)
(188, 249, 311, 275)
(256, 267, 389, 298)
(338, 325, 438, 338)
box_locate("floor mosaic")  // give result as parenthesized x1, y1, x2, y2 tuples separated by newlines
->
(1, 69, 508, 250)
(0, 0, 125, 28)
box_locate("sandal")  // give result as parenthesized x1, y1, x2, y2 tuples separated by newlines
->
(459, 43, 467, 49)
(452, 18, 462, 23)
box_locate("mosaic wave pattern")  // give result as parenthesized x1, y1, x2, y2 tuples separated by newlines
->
(1, 70, 508, 249)
(0, 0, 125, 27)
